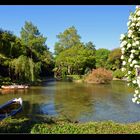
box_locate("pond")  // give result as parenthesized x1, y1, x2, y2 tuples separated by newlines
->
(0, 80, 140, 123)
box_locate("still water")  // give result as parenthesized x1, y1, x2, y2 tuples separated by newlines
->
(0, 80, 140, 123)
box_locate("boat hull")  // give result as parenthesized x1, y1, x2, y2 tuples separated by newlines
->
(0, 98, 22, 120)
(1, 85, 29, 89)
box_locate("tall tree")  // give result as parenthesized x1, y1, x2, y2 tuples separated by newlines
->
(19, 21, 54, 81)
(20, 21, 47, 59)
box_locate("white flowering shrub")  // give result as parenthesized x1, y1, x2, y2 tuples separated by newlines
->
(120, 6, 140, 104)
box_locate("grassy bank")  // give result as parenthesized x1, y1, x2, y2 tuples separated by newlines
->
(1, 116, 140, 134)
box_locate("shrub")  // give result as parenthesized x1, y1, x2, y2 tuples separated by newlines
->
(0, 77, 12, 85)
(67, 75, 82, 80)
(84, 68, 113, 84)
(113, 69, 126, 79)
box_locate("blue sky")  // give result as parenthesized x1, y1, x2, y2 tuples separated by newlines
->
(0, 5, 136, 53)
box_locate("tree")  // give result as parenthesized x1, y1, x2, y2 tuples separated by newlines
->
(0, 29, 18, 58)
(10, 55, 41, 82)
(54, 42, 65, 56)
(20, 21, 47, 59)
(95, 48, 110, 69)
(120, 6, 140, 104)
(108, 48, 122, 70)
(85, 41, 96, 51)
(55, 43, 96, 77)
(20, 21, 54, 79)
(0, 29, 24, 79)
(0, 22, 54, 83)
(39, 51, 54, 77)
(54, 26, 81, 55)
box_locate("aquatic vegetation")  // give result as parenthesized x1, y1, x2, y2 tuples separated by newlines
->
(1, 117, 140, 134)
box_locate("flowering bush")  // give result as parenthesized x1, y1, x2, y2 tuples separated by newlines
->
(120, 6, 140, 104)
(84, 68, 113, 84)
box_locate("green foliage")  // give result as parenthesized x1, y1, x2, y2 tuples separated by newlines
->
(95, 48, 110, 69)
(54, 26, 81, 55)
(85, 41, 96, 50)
(0, 29, 21, 58)
(66, 75, 82, 80)
(54, 29, 96, 75)
(9, 55, 41, 82)
(108, 48, 122, 70)
(55, 43, 96, 78)
(54, 42, 65, 56)
(2, 117, 140, 134)
(0, 21, 54, 84)
(31, 120, 140, 134)
(0, 76, 11, 86)
(20, 21, 54, 77)
(20, 21, 48, 58)
(20, 21, 47, 49)
(113, 69, 127, 79)
(0, 117, 33, 133)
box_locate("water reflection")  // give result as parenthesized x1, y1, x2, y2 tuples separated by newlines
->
(1, 80, 140, 123)
(54, 89, 94, 121)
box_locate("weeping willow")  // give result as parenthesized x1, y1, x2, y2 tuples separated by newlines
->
(10, 55, 41, 82)
(29, 58, 34, 82)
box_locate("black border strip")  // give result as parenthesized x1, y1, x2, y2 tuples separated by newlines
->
(0, 0, 139, 5)
(1, 134, 140, 140)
